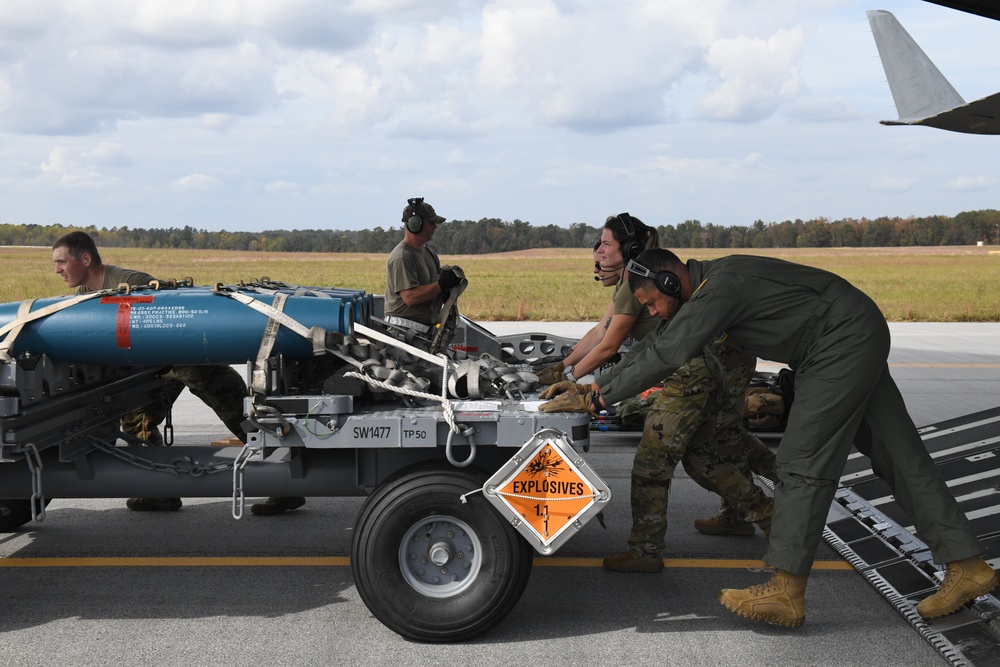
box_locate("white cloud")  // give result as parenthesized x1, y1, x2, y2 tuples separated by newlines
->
(946, 175, 1000, 192)
(171, 173, 223, 192)
(785, 94, 858, 122)
(897, 143, 927, 160)
(699, 28, 807, 122)
(120, 0, 372, 50)
(870, 175, 917, 192)
(0, 1, 373, 135)
(0, 0, 835, 140)
(477, 0, 703, 133)
(38, 146, 112, 188)
(2, 0, 999, 232)
(264, 180, 301, 196)
(200, 113, 237, 130)
(82, 142, 131, 167)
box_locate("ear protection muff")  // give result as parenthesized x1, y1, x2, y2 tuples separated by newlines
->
(617, 212, 642, 261)
(626, 259, 681, 297)
(406, 197, 425, 234)
(653, 269, 681, 297)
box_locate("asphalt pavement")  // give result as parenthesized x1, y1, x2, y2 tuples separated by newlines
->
(1, 322, 998, 667)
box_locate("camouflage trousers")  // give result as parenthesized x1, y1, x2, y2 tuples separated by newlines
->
(715, 431, 778, 522)
(121, 365, 248, 447)
(627, 339, 777, 559)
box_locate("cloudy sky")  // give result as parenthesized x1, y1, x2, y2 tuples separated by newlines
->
(1, 0, 998, 233)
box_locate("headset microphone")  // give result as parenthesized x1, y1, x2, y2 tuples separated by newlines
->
(595, 262, 624, 280)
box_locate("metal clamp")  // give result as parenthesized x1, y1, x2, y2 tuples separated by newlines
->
(231, 439, 263, 520)
(24, 443, 46, 523)
(247, 403, 291, 439)
(164, 406, 174, 446)
(445, 424, 477, 468)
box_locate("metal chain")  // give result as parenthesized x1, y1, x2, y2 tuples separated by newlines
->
(85, 434, 235, 477)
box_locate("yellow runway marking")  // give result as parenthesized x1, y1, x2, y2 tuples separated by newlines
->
(0, 556, 852, 570)
(756, 362, 1000, 370)
(0, 557, 351, 567)
(535, 558, 853, 570)
(889, 363, 1000, 368)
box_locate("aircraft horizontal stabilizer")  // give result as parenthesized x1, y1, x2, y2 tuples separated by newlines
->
(880, 91, 1000, 134)
(867, 9, 1000, 134)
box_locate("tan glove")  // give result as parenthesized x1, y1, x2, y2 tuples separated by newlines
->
(538, 380, 589, 400)
(535, 361, 566, 385)
(539, 387, 595, 414)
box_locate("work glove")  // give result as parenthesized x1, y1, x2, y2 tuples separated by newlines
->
(535, 361, 566, 386)
(438, 266, 462, 292)
(539, 387, 595, 414)
(538, 381, 589, 400)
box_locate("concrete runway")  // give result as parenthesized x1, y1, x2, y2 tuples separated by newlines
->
(1, 322, 997, 666)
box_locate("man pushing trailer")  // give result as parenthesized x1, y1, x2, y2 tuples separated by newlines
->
(544, 247, 996, 628)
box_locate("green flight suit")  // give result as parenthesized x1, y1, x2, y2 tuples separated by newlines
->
(599, 255, 981, 575)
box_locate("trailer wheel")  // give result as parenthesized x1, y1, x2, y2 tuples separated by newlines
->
(0, 498, 49, 532)
(351, 467, 533, 642)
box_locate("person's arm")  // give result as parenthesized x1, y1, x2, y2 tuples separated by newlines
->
(562, 301, 615, 369)
(398, 282, 443, 307)
(597, 277, 744, 406)
(570, 312, 636, 377)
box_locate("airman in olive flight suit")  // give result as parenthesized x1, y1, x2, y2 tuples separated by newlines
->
(572, 248, 994, 628)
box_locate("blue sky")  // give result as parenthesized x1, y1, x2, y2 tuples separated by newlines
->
(1, 0, 998, 233)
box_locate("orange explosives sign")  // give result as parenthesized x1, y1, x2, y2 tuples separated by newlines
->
(499, 443, 593, 541)
(484, 429, 610, 553)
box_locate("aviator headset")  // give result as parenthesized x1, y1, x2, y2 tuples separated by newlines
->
(598, 212, 643, 274)
(405, 197, 426, 234)
(625, 258, 681, 297)
(616, 212, 643, 262)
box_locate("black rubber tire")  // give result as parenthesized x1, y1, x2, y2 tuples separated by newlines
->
(351, 467, 534, 642)
(0, 498, 50, 532)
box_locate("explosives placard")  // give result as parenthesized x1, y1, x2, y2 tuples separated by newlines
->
(484, 428, 611, 555)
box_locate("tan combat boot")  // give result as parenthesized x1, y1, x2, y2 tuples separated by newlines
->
(916, 556, 998, 619)
(718, 569, 807, 628)
(694, 514, 754, 536)
(603, 552, 664, 574)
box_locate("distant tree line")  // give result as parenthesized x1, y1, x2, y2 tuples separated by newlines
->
(3, 210, 999, 253)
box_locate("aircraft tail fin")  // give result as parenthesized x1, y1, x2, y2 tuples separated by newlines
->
(867, 9, 965, 123)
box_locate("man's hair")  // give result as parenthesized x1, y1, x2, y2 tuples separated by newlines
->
(627, 247, 682, 293)
(604, 214, 659, 254)
(53, 231, 102, 265)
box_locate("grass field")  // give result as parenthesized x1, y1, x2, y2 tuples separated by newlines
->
(3, 245, 999, 322)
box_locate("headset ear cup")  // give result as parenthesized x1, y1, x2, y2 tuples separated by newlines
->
(617, 213, 641, 261)
(622, 239, 641, 261)
(657, 271, 680, 296)
(406, 215, 423, 234)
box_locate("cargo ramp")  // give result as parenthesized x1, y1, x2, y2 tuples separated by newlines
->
(827, 405, 1000, 667)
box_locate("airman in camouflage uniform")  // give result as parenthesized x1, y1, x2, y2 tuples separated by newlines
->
(120, 365, 248, 446)
(611, 336, 777, 571)
(53, 230, 251, 512)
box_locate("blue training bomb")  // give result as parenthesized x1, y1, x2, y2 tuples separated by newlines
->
(0, 285, 370, 365)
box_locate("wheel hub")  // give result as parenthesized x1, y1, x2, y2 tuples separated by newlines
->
(399, 514, 483, 598)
